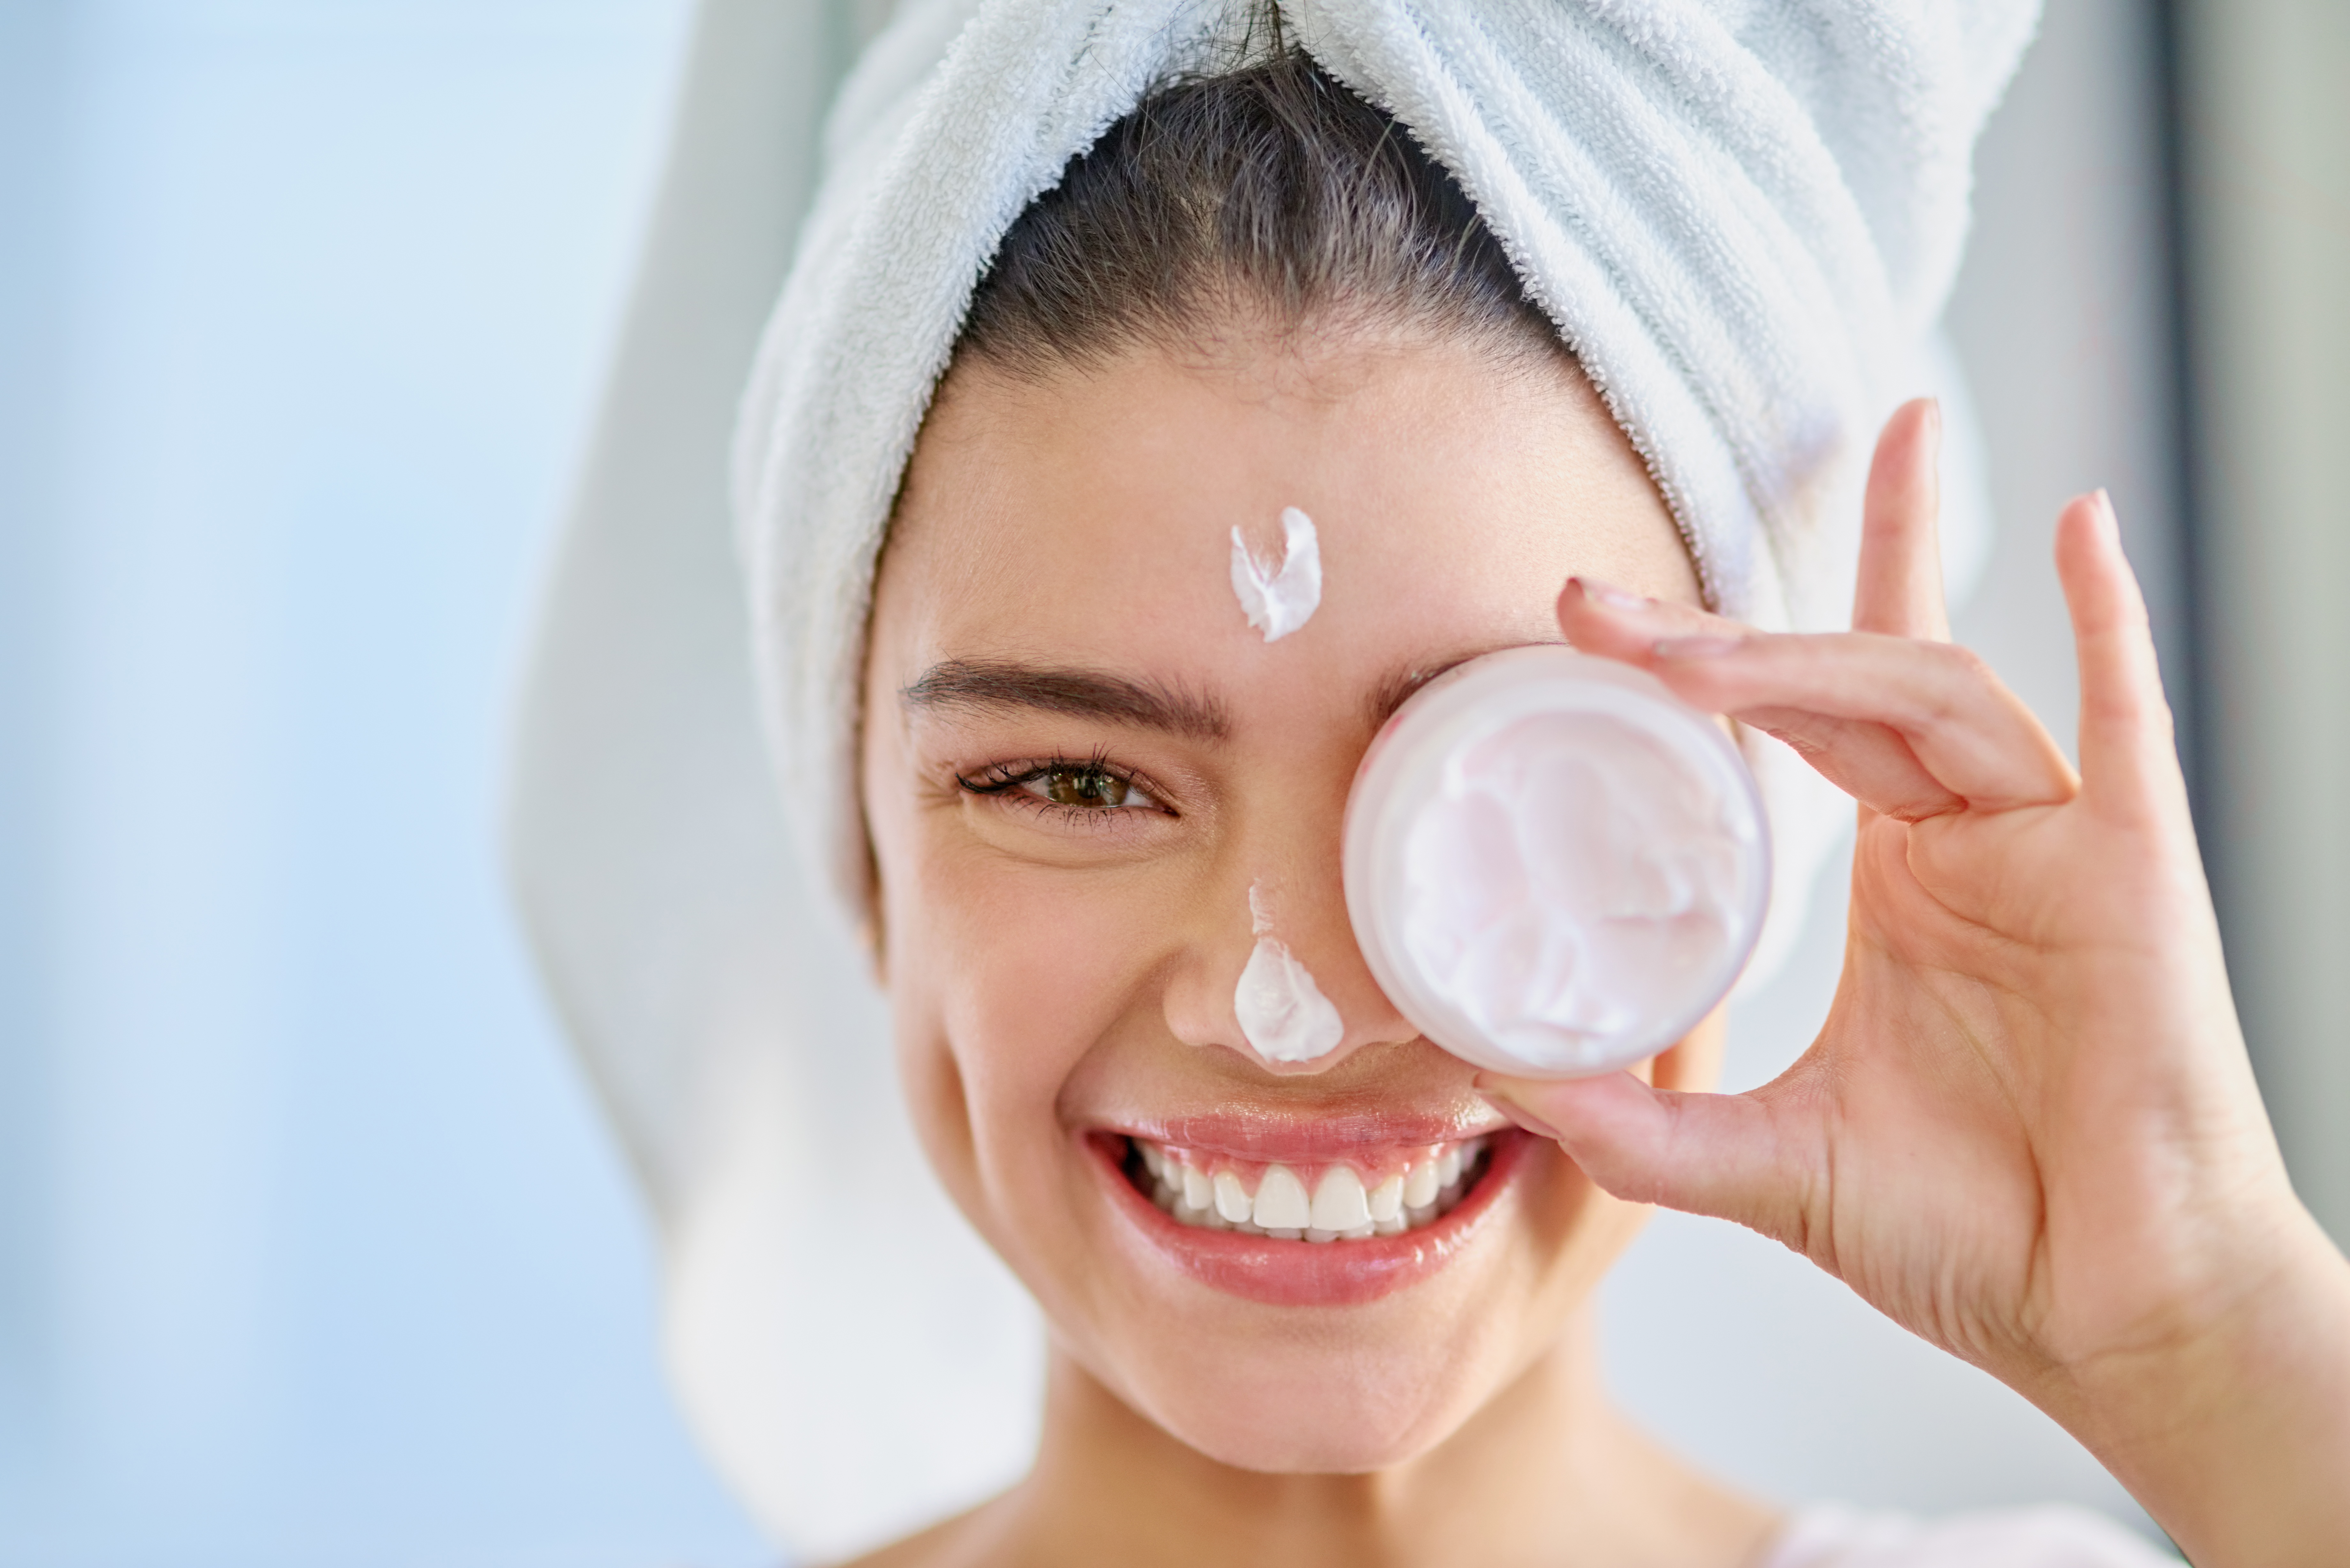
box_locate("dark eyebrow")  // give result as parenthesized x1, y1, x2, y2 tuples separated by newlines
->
(901, 659, 1230, 741)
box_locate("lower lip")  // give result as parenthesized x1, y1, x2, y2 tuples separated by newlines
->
(1091, 1129, 1529, 1307)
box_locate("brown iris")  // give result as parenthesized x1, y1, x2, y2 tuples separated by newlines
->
(1029, 765, 1133, 809)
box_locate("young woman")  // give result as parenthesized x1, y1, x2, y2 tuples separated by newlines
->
(514, 6, 2350, 1564)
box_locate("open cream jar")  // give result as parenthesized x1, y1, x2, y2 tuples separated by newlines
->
(1343, 645, 1770, 1077)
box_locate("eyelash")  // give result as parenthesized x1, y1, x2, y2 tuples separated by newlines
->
(954, 752, 1168, 824)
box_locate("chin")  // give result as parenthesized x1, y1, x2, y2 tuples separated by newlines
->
(1117, 1332, 1502, 1473)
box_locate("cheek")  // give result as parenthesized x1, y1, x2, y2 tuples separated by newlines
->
(879, 824, 1188, 1165)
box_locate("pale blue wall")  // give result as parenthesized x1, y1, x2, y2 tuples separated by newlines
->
(0, 4, 770, 1563)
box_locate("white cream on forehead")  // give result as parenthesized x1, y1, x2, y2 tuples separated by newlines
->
(1230, 506, 1322, 641)
(1234, 883, 1344, 1063)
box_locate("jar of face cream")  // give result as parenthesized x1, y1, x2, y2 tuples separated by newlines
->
(1342, 645, 1771, 1078)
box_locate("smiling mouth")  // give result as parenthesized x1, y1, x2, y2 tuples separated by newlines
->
(1122, 1135, 1494, 1241)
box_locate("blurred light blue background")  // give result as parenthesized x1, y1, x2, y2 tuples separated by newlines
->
(0, 3, 771, 1563)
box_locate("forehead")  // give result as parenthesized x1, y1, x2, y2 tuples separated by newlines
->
(875, 339, 1694, 706)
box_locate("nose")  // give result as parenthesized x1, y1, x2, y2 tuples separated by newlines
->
(1161, 826, 1420, 1077)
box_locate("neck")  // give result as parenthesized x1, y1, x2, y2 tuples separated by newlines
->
(937, 1312, 1776, 1568)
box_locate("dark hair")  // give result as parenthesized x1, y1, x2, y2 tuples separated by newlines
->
(956, 44, 1557, 374)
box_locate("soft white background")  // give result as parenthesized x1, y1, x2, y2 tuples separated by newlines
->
(0, 0, 2200, 1562)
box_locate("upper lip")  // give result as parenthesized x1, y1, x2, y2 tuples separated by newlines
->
(1100, 1105, 1510, 1164)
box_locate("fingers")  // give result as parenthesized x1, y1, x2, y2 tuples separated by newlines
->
(1855, 399, 1952, 642)
(1558, 401, 2068, 820)
(1555, 575, 1741, 661)
(1734, 703, 1964, 821)
(1648, 634, 2075, 811)
(1478, 1072, 1821, 1251)
(2056, 491, 2182, 815)
(1558, 583, 1953, 814)
(1563, 581, 2069, 818)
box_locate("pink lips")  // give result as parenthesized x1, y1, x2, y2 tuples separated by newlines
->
(1090, 1125, 1529, 1307)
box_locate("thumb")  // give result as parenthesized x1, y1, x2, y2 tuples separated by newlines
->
(1478, 1071, 1825, 1255)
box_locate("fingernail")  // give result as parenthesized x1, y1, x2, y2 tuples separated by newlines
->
(1574, 577, 1651, 611)
(1476, 1088, 1564, 1142)
(1652, 635, 1744, 659)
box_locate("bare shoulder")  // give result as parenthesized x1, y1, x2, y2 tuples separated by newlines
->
(826, 1496, 1014, 1568)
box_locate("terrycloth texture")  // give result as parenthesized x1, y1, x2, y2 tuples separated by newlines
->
(734, 0, 2037, 944)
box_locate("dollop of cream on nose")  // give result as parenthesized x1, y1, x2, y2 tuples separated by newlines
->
(1235, 883, 1344, 1063)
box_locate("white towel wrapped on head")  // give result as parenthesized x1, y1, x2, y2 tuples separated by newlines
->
(735, 0, 2033, 929)
(508, 0, 2035, 1555)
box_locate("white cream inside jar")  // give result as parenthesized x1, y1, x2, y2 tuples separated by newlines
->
(1343, 645, 1770, 1077)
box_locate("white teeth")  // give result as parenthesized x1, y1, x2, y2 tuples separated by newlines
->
(1253, 1165, 1313, 1231)
(1403, 1158, 1440, 1210)
(1137, 1137, 1492, 1242)
(1213, 1169, 1252, 1225)
(1309, 1165, 1371, 1232)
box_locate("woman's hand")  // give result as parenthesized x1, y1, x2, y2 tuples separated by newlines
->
(1480, 400, 2350, 1566)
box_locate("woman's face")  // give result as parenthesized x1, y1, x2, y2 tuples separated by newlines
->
(862, 331, 1715, 1471)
